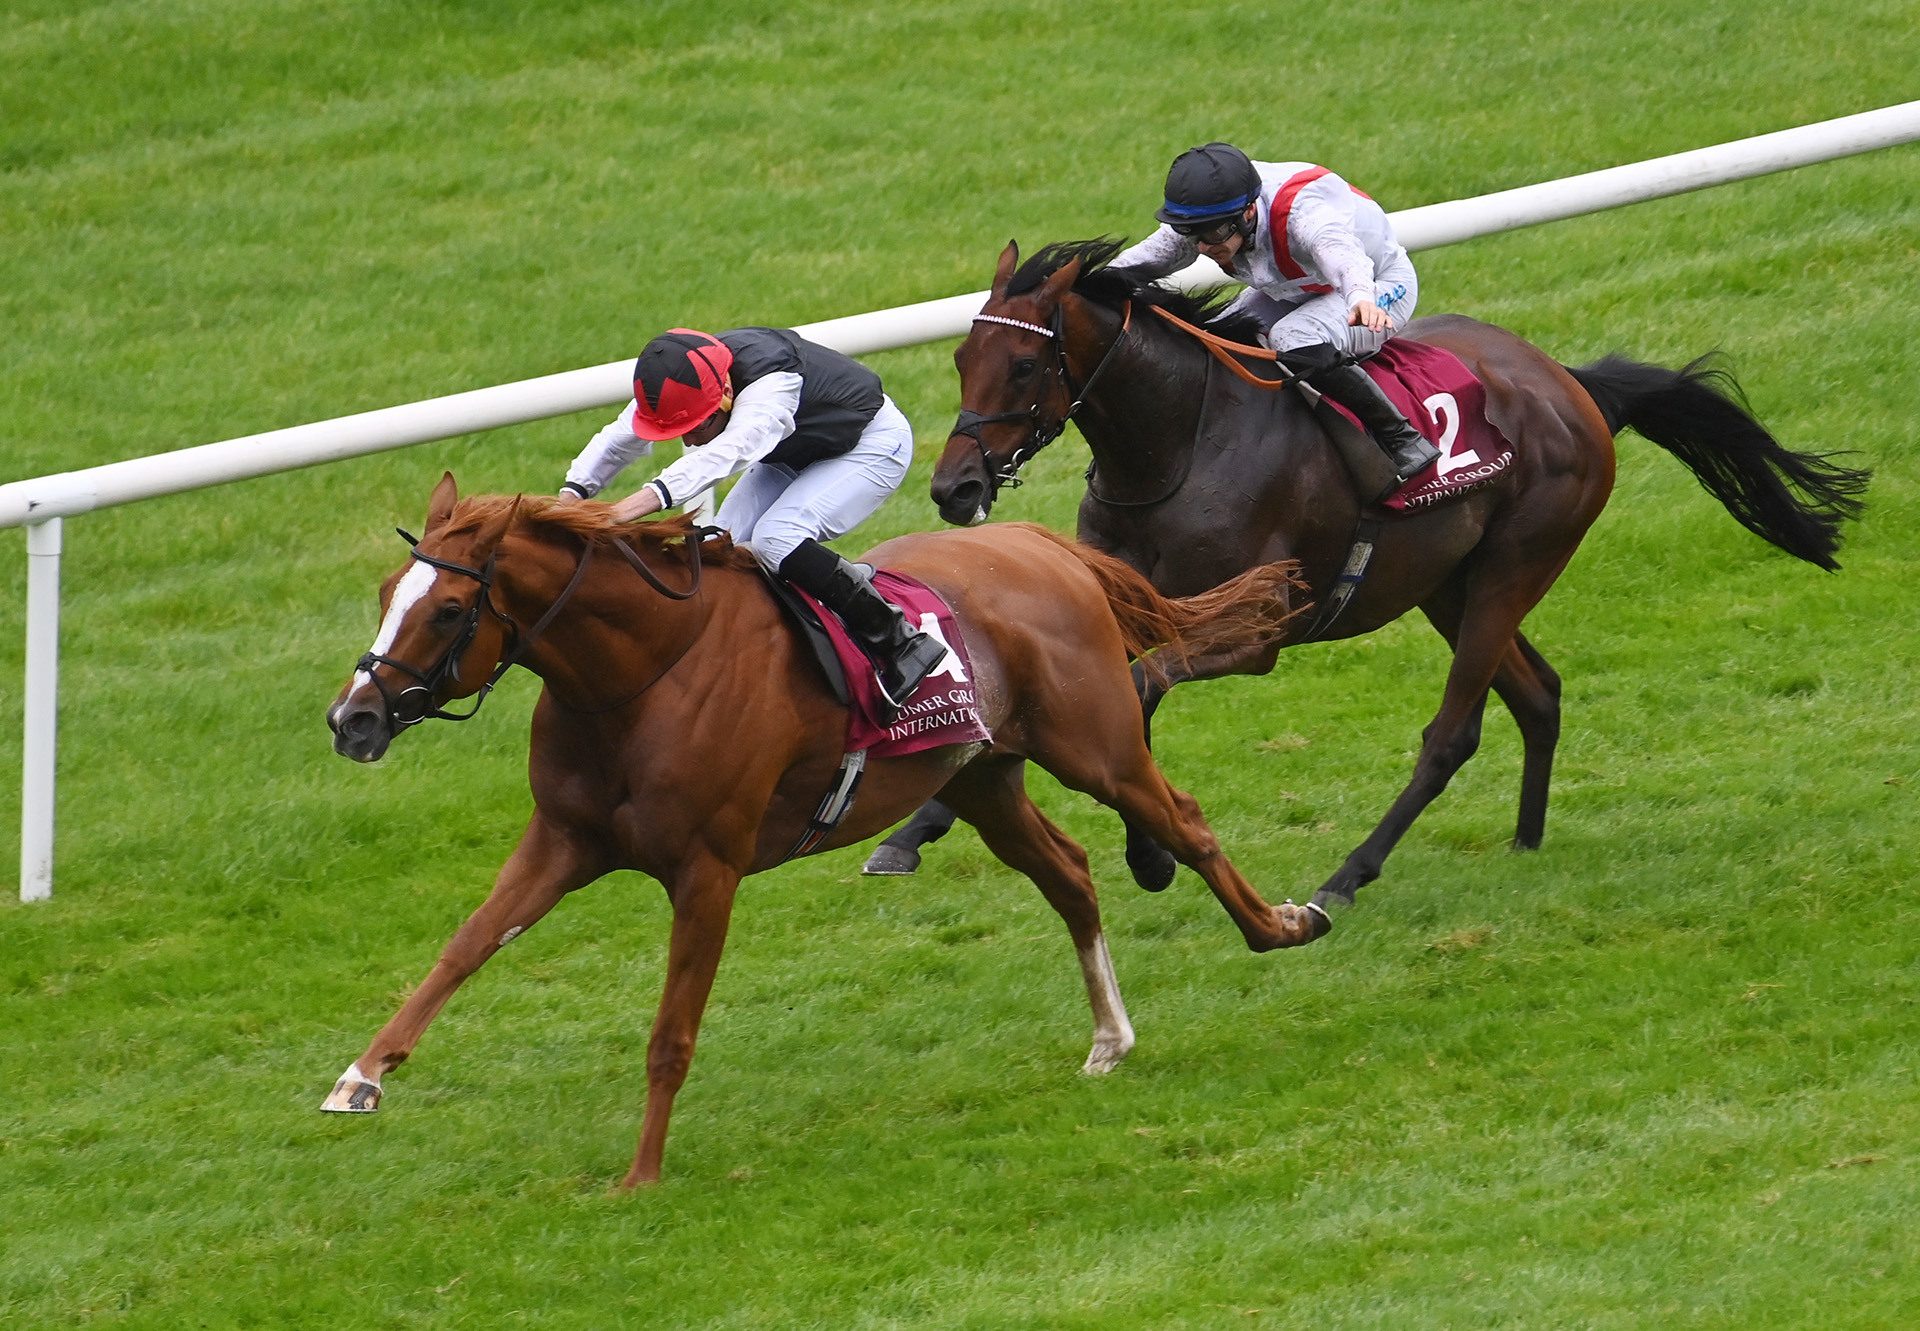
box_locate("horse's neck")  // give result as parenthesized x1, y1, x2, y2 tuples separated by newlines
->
(1071, 318, 1355, 588)
(508, 537, 723, 708)
(1070, 307, 1207, 487)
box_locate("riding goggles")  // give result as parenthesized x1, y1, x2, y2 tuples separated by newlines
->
(1171, 216, 1243, 244)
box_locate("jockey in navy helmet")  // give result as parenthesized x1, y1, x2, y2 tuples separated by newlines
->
(1115, 142, 1440, 484)
(562, 327, 948, 714)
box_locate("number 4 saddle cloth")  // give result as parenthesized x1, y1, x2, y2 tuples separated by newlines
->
(791, 572, 993, 757)
(1325, 339, 1517, 512)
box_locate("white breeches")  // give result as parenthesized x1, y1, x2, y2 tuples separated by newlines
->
(1247, 253, 1419, 357)
(716, 396, 915, 570)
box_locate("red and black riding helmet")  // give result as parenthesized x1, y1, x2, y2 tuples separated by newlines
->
(630, 328, 735, 440)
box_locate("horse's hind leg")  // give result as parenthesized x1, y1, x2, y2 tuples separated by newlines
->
(1420, 583, 1565, 851)
(1123, 640, 1285, 894)
(939, 756, 1135, 1072)
(322, 812, 600, 1114)
(1501, 633, 1562, 849)
(860, 798, 959, 875)
(1108, 768, 1328, 952)
(1033, 725, 1325, 952)
(1313, 558, 1572, 911)
(1122, 665, 1179, 893)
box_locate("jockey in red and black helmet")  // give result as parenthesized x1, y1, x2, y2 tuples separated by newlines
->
(1117, 142, 1439, 484)
(562, 326, 947, 716)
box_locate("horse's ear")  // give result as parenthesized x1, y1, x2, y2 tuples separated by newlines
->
(990, 240, 1020, 298)
(427, 472, 458, 532)
(1038, 256, 1082, 306)
(472, 494, 523, 558)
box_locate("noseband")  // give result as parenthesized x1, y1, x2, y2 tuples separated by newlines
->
(950, 301, 1132, 495)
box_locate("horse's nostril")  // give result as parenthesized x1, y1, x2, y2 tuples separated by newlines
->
(940, 478, 985, 523)
(336, 708, 380, 741)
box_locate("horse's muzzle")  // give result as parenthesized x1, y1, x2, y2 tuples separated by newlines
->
(931, 469, 991, 527)
(327, 697, 392, 763)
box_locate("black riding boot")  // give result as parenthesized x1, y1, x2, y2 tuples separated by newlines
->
(780, 539, 949, 718)
(1282, 343, 1440, 483)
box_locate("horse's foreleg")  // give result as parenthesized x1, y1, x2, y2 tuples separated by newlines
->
(622, 858, 741, 1188)
(941, 757, 1134, 1073)
(322, 814, 601, 1114)
(1315, 576, 1554, 911)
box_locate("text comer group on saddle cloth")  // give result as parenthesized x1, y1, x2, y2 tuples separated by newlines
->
(558, 326, 949, 717)
(1112, 141, 1441, 488)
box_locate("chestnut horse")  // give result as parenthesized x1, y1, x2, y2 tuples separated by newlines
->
(322, 473, 1313, 1185)
(908, 239, 1869, 915)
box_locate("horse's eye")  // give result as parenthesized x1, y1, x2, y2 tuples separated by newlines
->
(431, 603, 464, 627)
(1012, 358, 1038, 379)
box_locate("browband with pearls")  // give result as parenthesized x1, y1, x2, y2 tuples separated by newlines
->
(973, 314, 1055, 338)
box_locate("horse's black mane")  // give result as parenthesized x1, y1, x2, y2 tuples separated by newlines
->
(1004, 238, 1265, 344)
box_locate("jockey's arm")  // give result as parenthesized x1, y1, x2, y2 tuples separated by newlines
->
(561, 406, 655, 498)
(1111, 226, 1199, 282)
(1288, 181, 1381, 322)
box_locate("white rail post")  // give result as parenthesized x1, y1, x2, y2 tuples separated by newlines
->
(20, 518, 62, 902)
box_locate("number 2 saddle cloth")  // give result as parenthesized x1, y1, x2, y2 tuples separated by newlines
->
(1326, 339, 1517, 512)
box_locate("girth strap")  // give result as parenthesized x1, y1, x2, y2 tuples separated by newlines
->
(1297, 516, 1383, 644)
(781, 748, 869, 863)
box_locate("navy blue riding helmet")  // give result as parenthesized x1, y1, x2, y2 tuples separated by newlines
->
(1155, 142, 1261, 230)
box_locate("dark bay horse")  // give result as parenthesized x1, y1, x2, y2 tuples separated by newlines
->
(322, 473, 1315, 1185)
(911, 239, 1869, 915)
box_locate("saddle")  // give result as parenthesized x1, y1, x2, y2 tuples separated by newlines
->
(761, 570, 851, 706)
(761, 566, 991, 863)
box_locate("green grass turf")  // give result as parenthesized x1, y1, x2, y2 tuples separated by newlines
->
(3, 2, 1918, 1326)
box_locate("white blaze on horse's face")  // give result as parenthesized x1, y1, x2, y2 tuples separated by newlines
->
(330, 559, 440, 726)
(368, 560, 441, 665)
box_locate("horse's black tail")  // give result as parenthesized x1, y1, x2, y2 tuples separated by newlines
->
(1566, 353, 1870, 571)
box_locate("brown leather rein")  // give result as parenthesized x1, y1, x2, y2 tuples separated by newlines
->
(1144, 305, 1306, 391)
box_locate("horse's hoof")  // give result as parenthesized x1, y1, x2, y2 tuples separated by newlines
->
(321, 1073, 382, 1114)
(1081, 1033, 1135, 1076)
(1277, 899, 1333, 947)
(1126, 846, 1177, 893)
(1302, 900, 1333, 941)
(861, 845, 921, 876)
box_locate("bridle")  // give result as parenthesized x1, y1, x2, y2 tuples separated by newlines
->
(949, 299, 1132, 496)
(353, 523, 708, 731)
